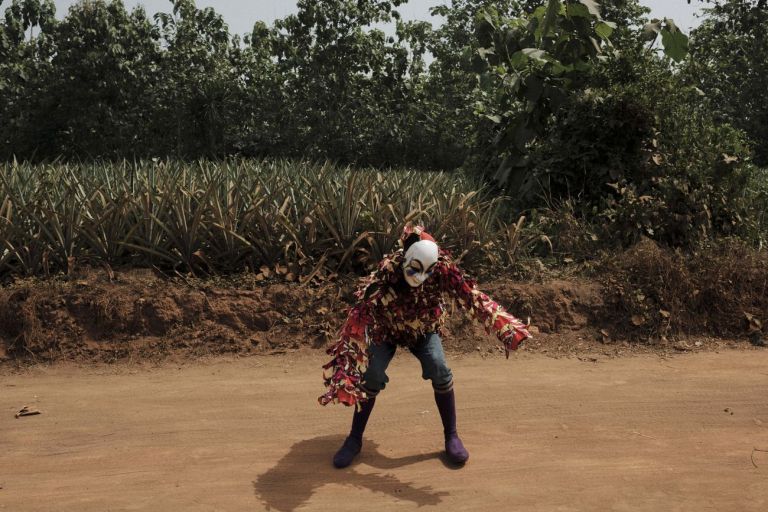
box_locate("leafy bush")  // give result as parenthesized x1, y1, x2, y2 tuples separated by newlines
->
(527, 51, 768, 248)
(685, 0, 768, 166)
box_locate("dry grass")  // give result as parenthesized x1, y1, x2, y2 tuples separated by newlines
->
(600, 238, 768, 339)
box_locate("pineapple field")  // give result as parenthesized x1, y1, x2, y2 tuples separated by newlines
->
(1, 159, 765, 362)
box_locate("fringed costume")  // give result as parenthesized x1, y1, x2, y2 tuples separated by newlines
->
(320, 225, 531, 467)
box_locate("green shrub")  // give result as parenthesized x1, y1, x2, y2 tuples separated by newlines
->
(527, 53, 768, 248)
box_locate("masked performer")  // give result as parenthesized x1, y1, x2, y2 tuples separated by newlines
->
(319, 225, 531, 468)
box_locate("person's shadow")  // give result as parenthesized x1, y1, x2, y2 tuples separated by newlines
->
(253, 435, 450, 511)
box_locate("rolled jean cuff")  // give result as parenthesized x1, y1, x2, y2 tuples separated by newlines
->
(360, 383, 381, 397)
(432, 379, 454, 394)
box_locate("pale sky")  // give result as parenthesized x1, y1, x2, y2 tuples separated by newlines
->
(49, 0, 704, 37)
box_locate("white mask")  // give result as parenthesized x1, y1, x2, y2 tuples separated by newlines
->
(403, 240, 439, 287)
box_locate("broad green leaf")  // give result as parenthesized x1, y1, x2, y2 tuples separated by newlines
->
(480, 10, 497, 30)
(541, 0, 561, 40)
(566, 4, 591, 19)
(532, 5, 548, 22)
(595, 21, 614, 41)
(522, 48, 551, 63)
(660, 23, 689, 62)
(664, 18, 680, 33)
(578, 0, 601, 18)
(509, 50, 529, 68)
(549, 60, 568, 75)
(477, 47, 495, 58)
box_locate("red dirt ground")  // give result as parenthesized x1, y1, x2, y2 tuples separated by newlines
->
(1, 264, 766, 511)
(1, 350, 767, 511)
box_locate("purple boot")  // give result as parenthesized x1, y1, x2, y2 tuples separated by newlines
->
(434, 389, 469, 464)
(333, 397, 376, 468)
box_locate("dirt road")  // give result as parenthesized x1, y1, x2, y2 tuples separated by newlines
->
(2, 350, 767, 511)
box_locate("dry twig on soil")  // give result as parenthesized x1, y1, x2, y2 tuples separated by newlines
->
(14, 406, 41, 418)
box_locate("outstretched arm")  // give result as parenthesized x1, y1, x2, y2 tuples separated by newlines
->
(438, 260, 531, 358)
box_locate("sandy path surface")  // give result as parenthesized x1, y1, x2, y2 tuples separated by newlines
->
(1, 350, 767, 512)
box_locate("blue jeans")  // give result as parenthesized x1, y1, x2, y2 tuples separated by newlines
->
(361, 333, 454, 396)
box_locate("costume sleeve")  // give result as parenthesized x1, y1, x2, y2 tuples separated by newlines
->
(438, 259, 531, 354)
(318, 266, 389, 407)
(317, 300, 373, 407)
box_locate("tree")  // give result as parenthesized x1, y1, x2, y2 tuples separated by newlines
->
(225, 21, 283, 157)
(43, 0, 160, 158)
(471, 0, 621, 191)
(419, 1, 526, 170)
(685, 0, 768, 165)
(469, 0, 691, 192)
(268, 0, 419, 165)
(0, 0, 57, 159)
(154, 0, 235, 157)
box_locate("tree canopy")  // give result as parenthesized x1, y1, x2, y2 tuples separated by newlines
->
(1, 0, 766, 247)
